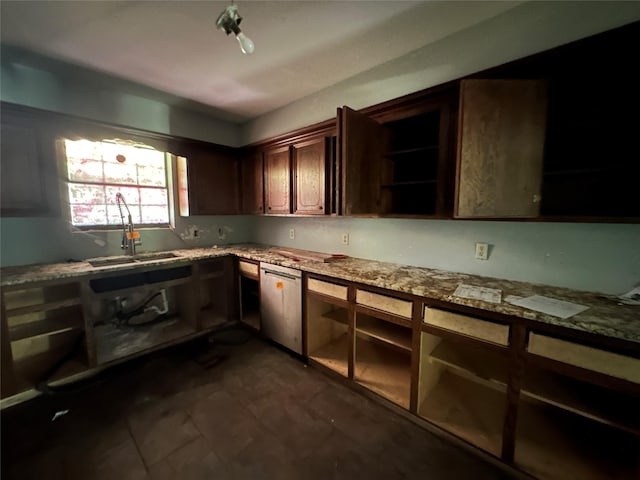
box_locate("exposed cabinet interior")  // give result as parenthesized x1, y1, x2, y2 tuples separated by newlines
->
(177, 143, 240, 215)
(88, 266, 197, 365)
(238, 260, 260, 330)
(338, 93, 455, 216)
(455, 79, 547, 218)
(198, 257, 237, 330)
(354, 312, 412, 408)
(417, 332, 508, 456)
(1, 281, 88, 397)
(306, 294, 349, 377)
(538, 23, 640, 220)
(515, 364, 640, 480)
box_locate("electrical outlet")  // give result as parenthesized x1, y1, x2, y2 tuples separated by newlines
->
(475, 242, 489, 260)
(289, 228, 295, 240)
(342, 233, 350, 245)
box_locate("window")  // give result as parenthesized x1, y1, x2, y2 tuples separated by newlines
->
(64, 139, 170, 227)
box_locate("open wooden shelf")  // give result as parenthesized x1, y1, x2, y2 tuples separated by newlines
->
(94, 316, 196, 365)
(240, 310, 260, 330)
(355, 336, 411, 409)
(12, 348, 88, 393)
(515, 397, 640, 480)
(356, 314, 412, 352)
(321, 308, 348, 325)
(521, 367, 640, 435)
(419, 371, 506, 456)
(309, 333, 349, 378)
(5, 297, 82, 317)
(428, 340, 508, 392)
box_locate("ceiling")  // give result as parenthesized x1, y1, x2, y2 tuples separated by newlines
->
(1, 1, 523, 123)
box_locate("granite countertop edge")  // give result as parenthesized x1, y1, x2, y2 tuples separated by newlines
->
(1, 244, 638, 345)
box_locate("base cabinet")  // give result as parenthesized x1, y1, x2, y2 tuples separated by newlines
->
(304, 274, 640, 478)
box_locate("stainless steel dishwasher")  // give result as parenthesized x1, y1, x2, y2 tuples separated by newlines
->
(259, 262, 302, 354)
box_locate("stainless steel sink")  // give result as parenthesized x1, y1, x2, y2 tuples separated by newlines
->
(88, 252, 178, 267)
(134, 252, 178, 262)
(88, 257, 137, 267)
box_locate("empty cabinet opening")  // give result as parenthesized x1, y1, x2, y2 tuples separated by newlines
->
(90, 280, 197, 365)
(515, 364, 640, 480)
(417, 332, 508, 456)
(3, 283, 88, 395)
(240, 275, 260, 331)
(306, 296, 349, 377)
(354, 313, 412, 409)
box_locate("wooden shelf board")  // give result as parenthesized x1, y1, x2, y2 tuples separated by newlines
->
(356, 316, 411, 351)
(418, 370, 505, 457)
(5, 297, 82, 317)
(12, 349, 89, 394)
(309, 333, 349, 378)
(321, 308, 349, 325)
(385, 146, 439, 157)
(428, 340, 508, 392)
(521, 369, 640, 436)
(515, 399, 639, 480)
(355, 337, 411, 409)
(94, 316, 196, 365)
(9, 315, 84, 342)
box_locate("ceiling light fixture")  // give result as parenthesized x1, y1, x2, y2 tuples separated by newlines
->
(216, 2, 254, 55)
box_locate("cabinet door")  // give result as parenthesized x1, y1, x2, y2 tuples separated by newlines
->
(293, 137, 328, 215)
(264, 146, 291, 214)
(0, 110, 58, 216)
(338, 106, 387, 215)
(455, 79, 547, 218)
(240, 150, 264, 214)
(185, 144, 240, 215)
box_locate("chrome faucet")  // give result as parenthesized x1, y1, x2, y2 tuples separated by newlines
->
(115, 193, 141, 256)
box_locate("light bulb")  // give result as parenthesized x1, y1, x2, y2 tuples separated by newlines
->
(236, 32, 254, 54)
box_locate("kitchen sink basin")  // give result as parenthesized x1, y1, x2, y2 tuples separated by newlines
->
(88, 252, 178, 267)
(88, 257, 137, 267)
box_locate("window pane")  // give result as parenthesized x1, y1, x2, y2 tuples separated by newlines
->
(106, 186, 141, 206)
(68, 184, 105, 205)
(141, 205, 169, 224)
(104, 161, 138, 185)
(138, 165, 166, 187)
(71, 204, 107, 226)
(65, 138, 169, 227)
(140, 187, 167, 205)
(65, 139, 101, 161)
(67, 157, 104, 183)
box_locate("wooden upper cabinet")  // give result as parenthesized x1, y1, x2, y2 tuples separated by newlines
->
(1, 108, 58, 217)
(338, 106, 387, 215)
(240, 150, 264, 214)
(181, 143, 240, 215)
(339, 93, 456, 217)
(264, 145, 291, 214)
(455, 79, 548, 218)
(293, 137, 328, 215)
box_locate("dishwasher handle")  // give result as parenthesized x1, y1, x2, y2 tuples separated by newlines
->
(261, 269, 300, 281)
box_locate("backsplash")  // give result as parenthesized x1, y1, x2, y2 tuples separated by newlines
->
(251, 216, 640, 295)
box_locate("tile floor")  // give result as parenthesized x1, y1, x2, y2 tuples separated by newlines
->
(1, 329, 516, 479)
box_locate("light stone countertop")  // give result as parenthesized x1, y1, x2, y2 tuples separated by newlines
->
(2, 244, 639, 345)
